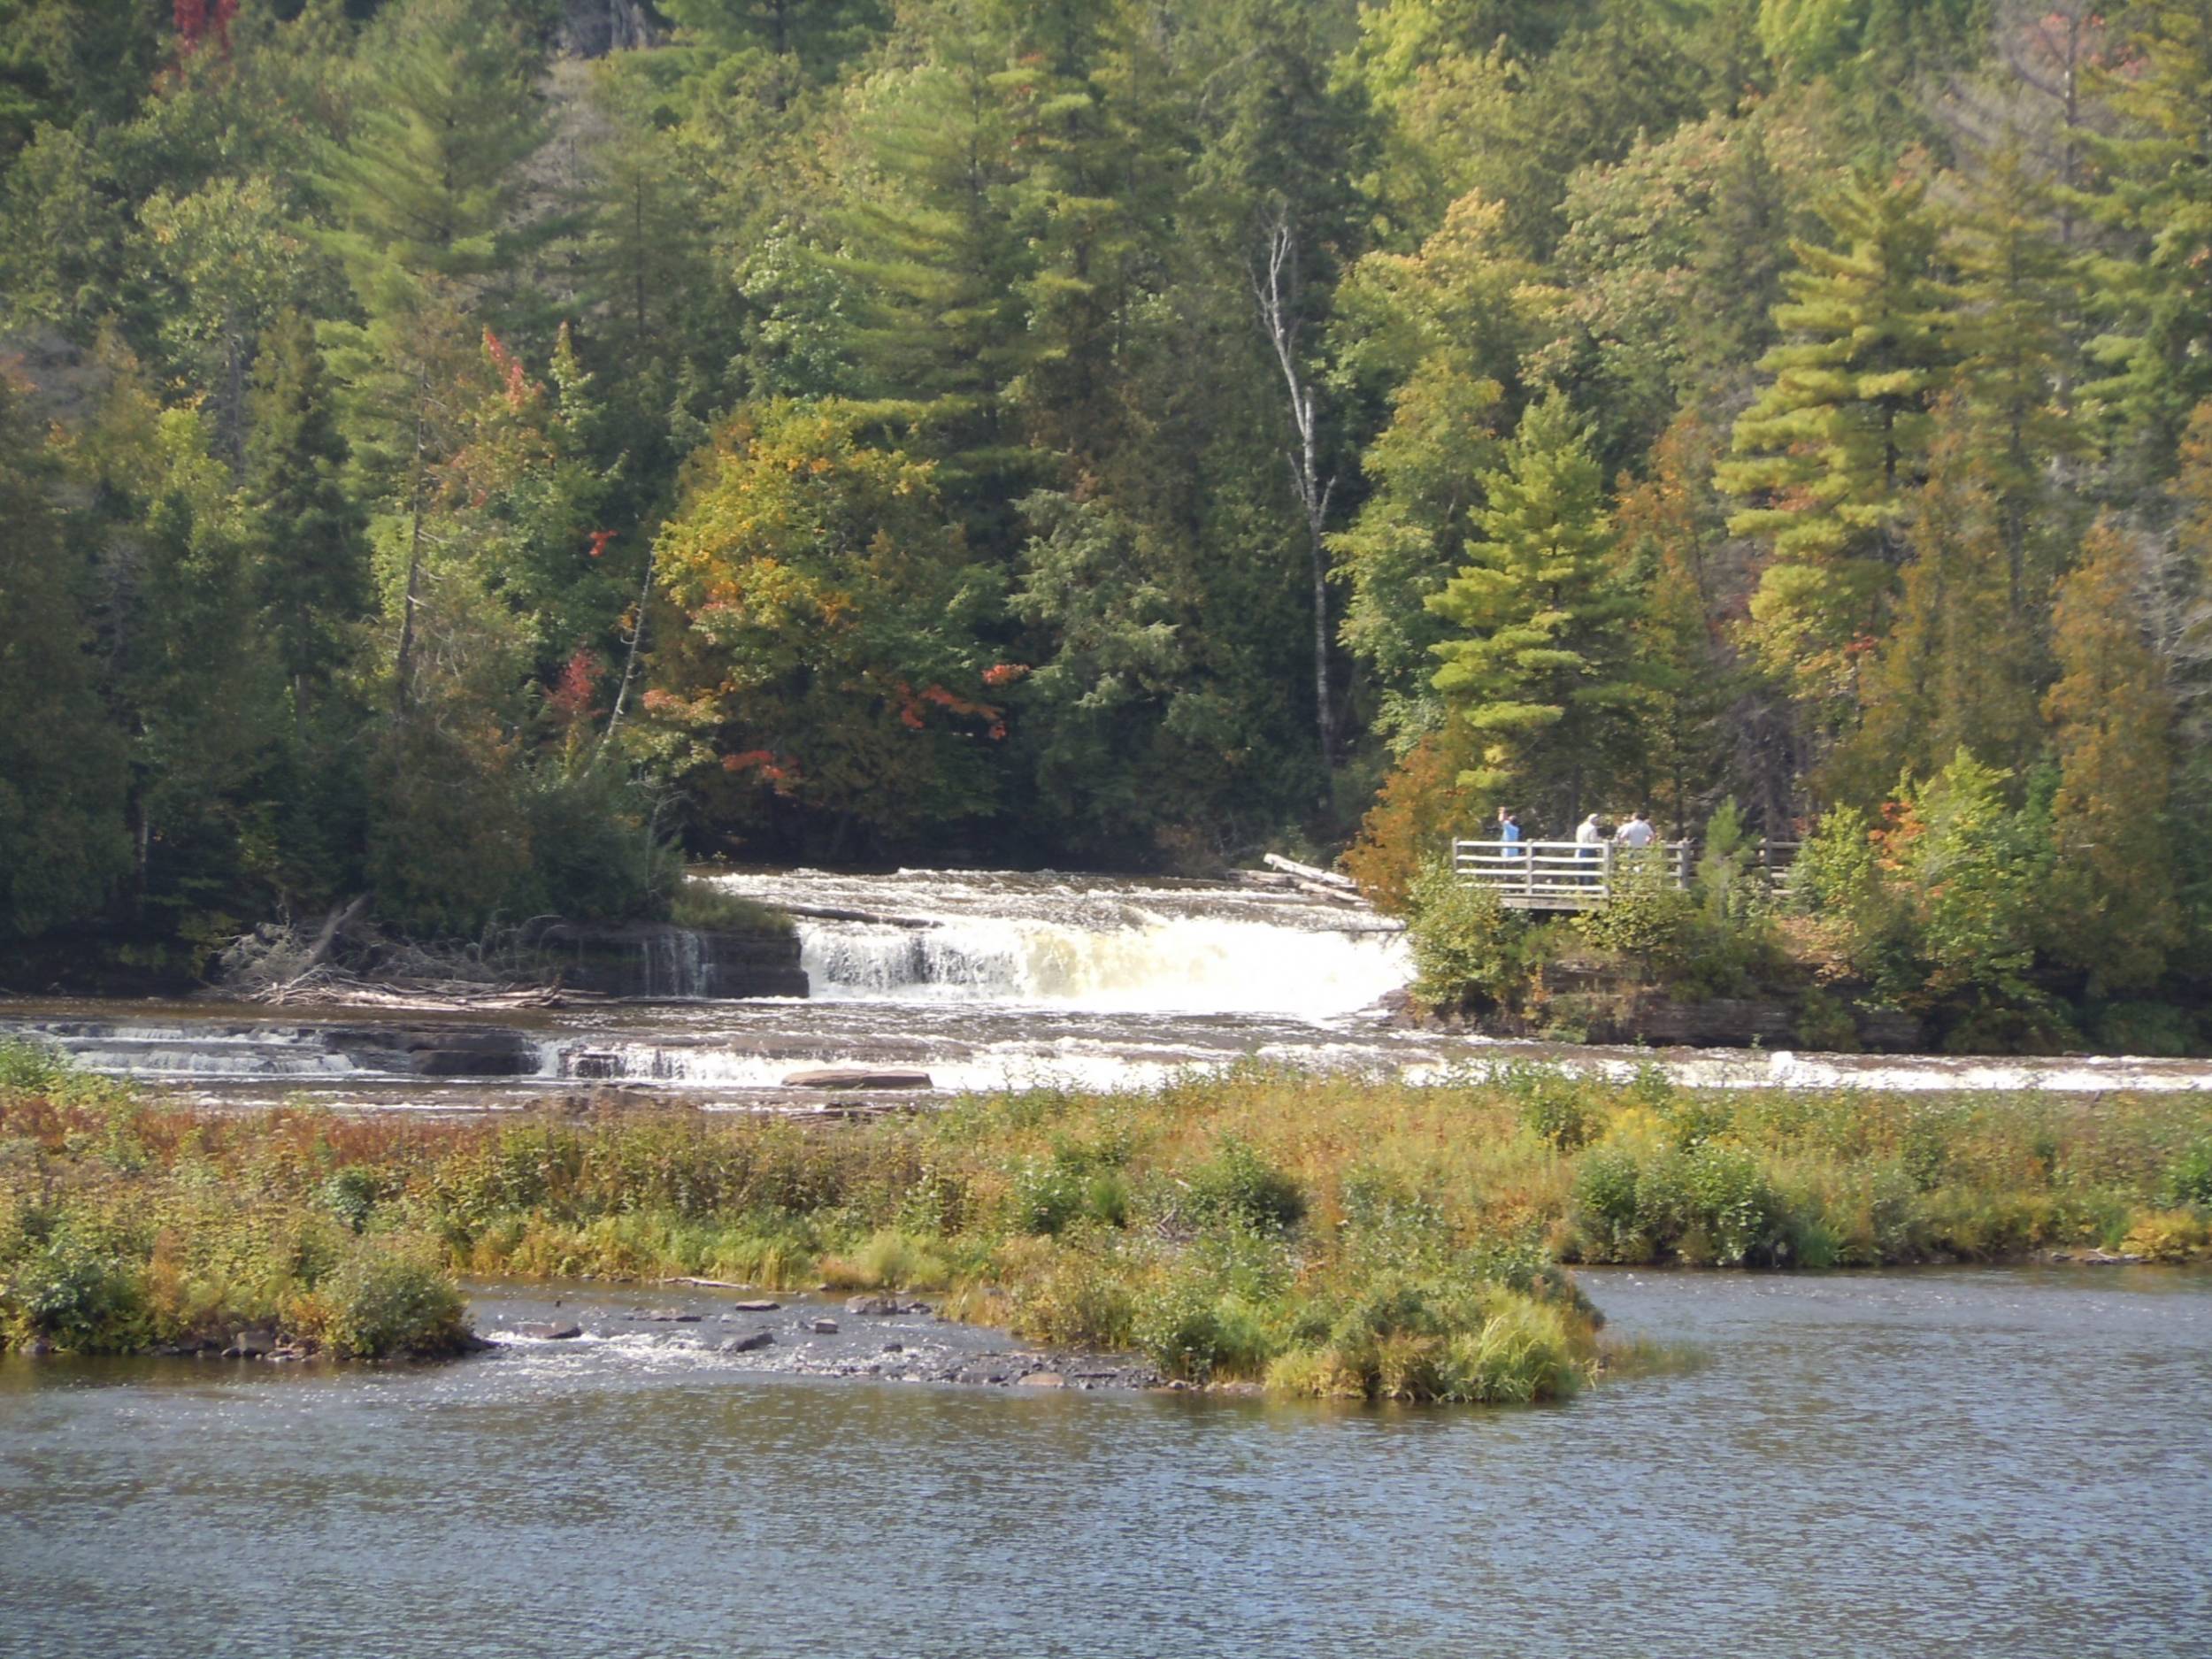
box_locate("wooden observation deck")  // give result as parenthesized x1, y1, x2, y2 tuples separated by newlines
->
(1450, 838, 1800, 911)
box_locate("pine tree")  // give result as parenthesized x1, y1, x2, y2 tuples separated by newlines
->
(1838, 395, 2044, 807)
(837, 5, 1033, 525)
(1614, 408, 1737, 839)
(1426, 394, 1640, 823)
(1719, 170, 1955, 707)
(1947, 134, 2085, 606)
(315, 0, 548, 303)
(2078, 0, 2212, 462)
(243, 309, 365, 733)
(0, 380, 131, 941)
(1685, 117, 1792, 394)
(2043, 516, 2177, 994)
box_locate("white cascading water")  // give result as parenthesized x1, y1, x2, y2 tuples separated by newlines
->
(695, 868, 1411, 1015)
(795, 912, 1409, 1014)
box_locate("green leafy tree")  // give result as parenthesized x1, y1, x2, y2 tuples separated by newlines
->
(1426, 394, 1640, 824)
(650, 399, 1004, 852)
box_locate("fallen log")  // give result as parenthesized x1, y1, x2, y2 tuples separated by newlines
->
(1263, 852, 1358, 890)
(777, 902, 937, 929)
(783, 1065, 934, 1090)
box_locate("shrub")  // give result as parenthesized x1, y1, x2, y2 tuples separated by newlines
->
(1405, 860, 1528, 1010)
(2, 1230, 147, 1352)
(669, 880, 795, 936)
(1508, 1067, 1600, 1151)
(315, 1245, 469, 1359)
(0, 1040, 72, 1093)
(1569, 1147, 1647, 1261)
(1182, 1138, 1305, 1233)
(1572, 856, 1696, 977)
(319, 1167, 380, 1234)
(2163, 1139, 2212, 1210)
(1009, 1145, 1129, 1236)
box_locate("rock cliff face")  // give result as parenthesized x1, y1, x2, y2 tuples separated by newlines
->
(1390, 970, 1927, 1053)
(534, 923, 808, 1000)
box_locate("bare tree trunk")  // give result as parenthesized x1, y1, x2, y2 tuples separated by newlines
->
(394, 385, 428, 715)
(1252, 211, 1339, 773)
(599, 540, 657, 758)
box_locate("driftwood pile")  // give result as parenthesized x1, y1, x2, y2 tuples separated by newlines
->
(214, 898, 583, 1009)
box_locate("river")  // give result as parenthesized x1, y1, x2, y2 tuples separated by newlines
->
(4, 868, 2210, 1107)
(3, 1266, 2206, 1656)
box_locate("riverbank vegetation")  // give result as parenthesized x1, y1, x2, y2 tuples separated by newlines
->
(6, 1051, 2207, 1392)
(8, 4, 2212, 1040)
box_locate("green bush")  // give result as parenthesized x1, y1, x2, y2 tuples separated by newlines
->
(2, 1230, 147, 1352)
(1010, 1143, 1129, 1236)
(319, 1167, 380, 1233)
(1507, 1067, 1600, 1151)
(319, 1246, 470, 1359)
(1569, 1147, 1647, 1260)
(0, 1039, 71, 1092)
(1405, 860, 1528, 1010)
(2163, 1139, 2212, 1210)
(1182, 1137, 1305, 1233)
(669, 880, 795, 936)
(1573, 856, 1696, 975)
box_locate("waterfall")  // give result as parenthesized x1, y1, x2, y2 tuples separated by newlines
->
(636, 928, 710, 998)
(780, 908, 1408, 1017)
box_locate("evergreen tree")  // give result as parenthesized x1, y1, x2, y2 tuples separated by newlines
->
(243, 309, 366, 732)
(1614, 407, 1738, 839)
(1426, 394, 1639, 823)
(1838, 395, 2044, 806)
(838, 7, 1033, 526)
(120, 407, 288, 945)
(316, 0, 549, 302)
(2078, 0, 2212, 462)
(1947, 133, 2084, 608)
(0, 380, 131, 941)
(2043, 516, 2177, 994)
(1719, 170, 1955, 707)
(1685, 116, 1793, 393)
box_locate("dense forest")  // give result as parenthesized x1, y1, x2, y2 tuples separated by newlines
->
(2, 0, 2211, 1041)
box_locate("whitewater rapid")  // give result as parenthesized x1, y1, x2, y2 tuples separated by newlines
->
(8, 868, 2212, 1105)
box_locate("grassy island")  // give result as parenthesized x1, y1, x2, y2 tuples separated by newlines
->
(4, 1046, 2208, 1394)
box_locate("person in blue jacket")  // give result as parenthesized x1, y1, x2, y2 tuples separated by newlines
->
(1498, 808, 1523, 856)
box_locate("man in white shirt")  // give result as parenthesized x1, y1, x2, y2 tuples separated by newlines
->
(1616, 810, 1655, 849)
(1576, 811, 1604, 882)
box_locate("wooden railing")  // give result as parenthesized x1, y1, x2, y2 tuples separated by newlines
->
(1450, 837, 1803, 910)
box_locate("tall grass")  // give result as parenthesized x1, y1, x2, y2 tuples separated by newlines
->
(3, 1058, 2205, 1387)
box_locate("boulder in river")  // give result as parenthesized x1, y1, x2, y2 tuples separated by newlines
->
(782, 1066, 933, 1090)
(843, 1294, 906, 1316)
(809, 1317, 840, 1334)
(517, 1322, 583, 1340)
(227, 1330, 277, 1358)
(721, 1330, 776, 1353)
(731, 1299, 780, 1312)
(632, 1309, 703, 1323)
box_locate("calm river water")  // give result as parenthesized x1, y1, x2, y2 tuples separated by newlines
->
(4, 1266, 2207, 1658)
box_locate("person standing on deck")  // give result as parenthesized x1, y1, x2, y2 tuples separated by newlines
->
(1615, 810, 1655, 849)
(1499, 808, 1523, 857)
(1576, 812, 1604, 883)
